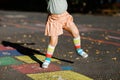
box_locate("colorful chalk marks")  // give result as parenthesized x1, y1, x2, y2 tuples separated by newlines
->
(27, 70, 93, 80)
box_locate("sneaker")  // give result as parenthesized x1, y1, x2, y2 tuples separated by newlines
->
(42, 60, 50, 68)
(77, 49, 88, 58)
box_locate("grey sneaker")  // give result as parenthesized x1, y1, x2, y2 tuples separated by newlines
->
(77, 49, 88, 58)
(42, 60, 50, 68)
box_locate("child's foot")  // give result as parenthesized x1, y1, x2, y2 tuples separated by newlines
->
(42, 60, 50, 68)
(77, 49, 88, 58)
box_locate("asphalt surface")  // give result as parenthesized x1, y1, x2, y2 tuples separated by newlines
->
(0, 10, 120, 80)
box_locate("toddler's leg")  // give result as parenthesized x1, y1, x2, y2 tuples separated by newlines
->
(42, 36, 58, 68)
(73, 36, 88, 58)
(64, 22, 88, 58)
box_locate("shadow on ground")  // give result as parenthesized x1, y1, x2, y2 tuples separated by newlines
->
(1, 41, 74, 65)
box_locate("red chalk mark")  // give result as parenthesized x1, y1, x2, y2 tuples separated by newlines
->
(0, 45, 15, 50)
(90, 28, 120, 34)
(64, 30, 120, 47)
(78, 25, 120, 34)
(13, 24, 42, 30)
(82, 37, 120, 47)
(1, 22, 45, 32)
(11, 63, 61, 74)
(108, 35, 120, 40)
